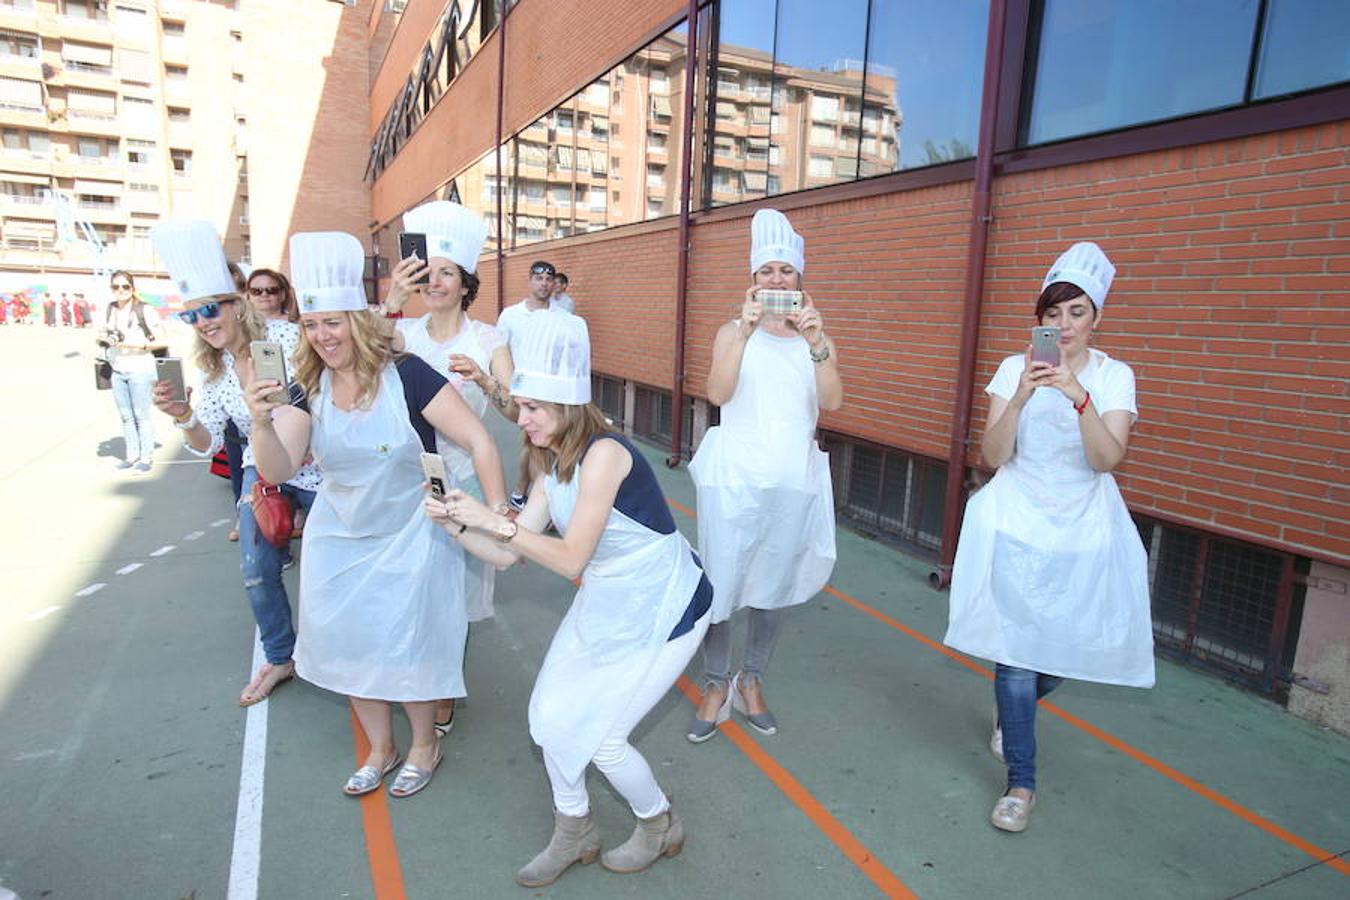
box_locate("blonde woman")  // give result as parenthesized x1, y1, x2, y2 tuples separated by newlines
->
(148, 221, 320, 706)
(247, 232, 507, 799)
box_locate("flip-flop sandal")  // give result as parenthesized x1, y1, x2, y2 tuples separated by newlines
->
(344, 752, 403, 797)
(238, 664, 295, 707)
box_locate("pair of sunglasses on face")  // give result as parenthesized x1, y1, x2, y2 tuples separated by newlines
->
(248, 285, 283, 297)
(175, 298, 236, 325)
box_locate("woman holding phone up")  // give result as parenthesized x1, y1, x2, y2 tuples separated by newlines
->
(686, 208, 841, 742)
(247, 231, 506, 799)
(100, 269, 166, 472)
(425, 312, 712, 886)
(944, 241, 1154, 833)
(148, 221, 320, 707)
(384, 201, 515, 736)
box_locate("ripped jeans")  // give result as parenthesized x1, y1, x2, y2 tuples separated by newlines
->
(239, 466, 315, 664)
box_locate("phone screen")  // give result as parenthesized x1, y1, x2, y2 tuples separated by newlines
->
(398, 232, 430, 285)
(1031, 327, 1061, 367)
(250, 341, 289, 404)
(156, 357, 187, 403)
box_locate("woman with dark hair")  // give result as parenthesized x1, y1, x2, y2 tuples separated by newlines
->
(385, 200, 516, 734)
(426, 311, 710, 886)
(248, 231, 507, 799)
(149, 221, 320, 706)
(944, 242, 1154, 834)
(99, 269, 166, 471)
(246, 268, 300, 323)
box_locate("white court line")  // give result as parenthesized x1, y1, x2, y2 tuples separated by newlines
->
(24, 606, 61, 622)
(226, 632, 268, 900)
(115, 562, 143, 576)
(149, 545, 176, 557)
(74, 583, 105, 598)
(211, 518, 232, 528)
(184, 530, 206, 541)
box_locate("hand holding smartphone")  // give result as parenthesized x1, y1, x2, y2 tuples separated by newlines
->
(1030, 326, 1061, 367)
(250, 340, 289, 405)
(757, 289, 803, 316)
(155, 356, 188, 404)
(420, 451, 451, 500)
(398, 232, 430, 285)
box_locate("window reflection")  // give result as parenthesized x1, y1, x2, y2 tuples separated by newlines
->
(1025, 0, 1259, 145)
(1253, 0, 1350, 99)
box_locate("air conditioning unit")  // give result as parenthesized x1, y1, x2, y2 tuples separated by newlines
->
(239, 214, 249, 225)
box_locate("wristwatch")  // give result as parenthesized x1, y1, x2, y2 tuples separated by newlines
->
(494, 519, 518, 543)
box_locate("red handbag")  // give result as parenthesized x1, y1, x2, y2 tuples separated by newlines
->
(250, 479, 294, 548)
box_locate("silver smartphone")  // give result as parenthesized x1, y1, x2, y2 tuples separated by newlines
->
(250, 340, 288, 405)
(155, 356, 188, 404)
(1031, 326, 1061, 367)
(420, 451, 450, 500)
(757, 289, 803, 315)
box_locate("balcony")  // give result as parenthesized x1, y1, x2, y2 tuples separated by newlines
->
(56, 16, 113, 45)
(65, 111, 121, 138)
(0, 147, 51, 174)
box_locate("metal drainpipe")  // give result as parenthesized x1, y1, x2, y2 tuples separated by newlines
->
(667, 0, 700, 469)
(930, 0, 1008, 590)
(495, 0, 508, 315)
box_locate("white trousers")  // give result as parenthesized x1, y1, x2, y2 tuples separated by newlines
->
(545, 612, 710, 818)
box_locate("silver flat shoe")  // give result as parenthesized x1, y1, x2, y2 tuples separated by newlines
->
(343, 751, 402, 797)
(731, 672, 777, 735)
(388, 749, 443, 798)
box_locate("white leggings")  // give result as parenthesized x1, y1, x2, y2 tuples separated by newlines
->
(545, 612, 710, 818)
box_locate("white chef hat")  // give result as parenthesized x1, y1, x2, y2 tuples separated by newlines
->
(402, 200, 489, 274)
(749, 208, 805, 274)
(509, 310, 591, 405)
(149, 220, 237, 302)
(1042, 241, 1116, 310)
(289, 232, 368, 313)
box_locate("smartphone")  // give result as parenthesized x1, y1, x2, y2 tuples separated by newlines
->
(420, 451, 450, 500)
(1031, 326, 1062, 367)
(155, 356, 188, 403)
(250, 340, 289, 405)
(757, 289, 803, 315)
(398, 232, 430, 285)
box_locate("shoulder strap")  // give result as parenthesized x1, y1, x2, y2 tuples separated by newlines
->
(133, 302, 154, 342)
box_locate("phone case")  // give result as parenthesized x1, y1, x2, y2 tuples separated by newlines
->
(420, 452, 449, 499)
(1031, 327, 1061, 366)
(399, 232, 430, 285)
(758, 289, 802, 315)
(156, 357, 188, 403)
(251, 341, 289, 403)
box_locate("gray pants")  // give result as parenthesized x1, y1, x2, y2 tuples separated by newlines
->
(701, 607, 784, 688)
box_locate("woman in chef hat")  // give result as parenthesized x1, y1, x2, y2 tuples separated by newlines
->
(944, 241, 1153, 833)
(426, 310, 713, 887)
(246, 231, 507, 799)
(686, 208, 842, 742)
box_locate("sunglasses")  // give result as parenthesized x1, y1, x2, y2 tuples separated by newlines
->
(112, 283, 133, 291)
(175, 299, 235, 325)
(249, 285, 283, 297)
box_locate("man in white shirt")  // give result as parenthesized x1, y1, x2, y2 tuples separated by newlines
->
(497, 260, 564, 354)
(551, 271, 576, 315)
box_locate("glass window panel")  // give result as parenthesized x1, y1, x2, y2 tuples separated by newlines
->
(635, 24, 686, 222)
(1026, 0, 1259, 145)
(708, 0, 774, 206)
(770, 0, 868, 195)
(1253, 0, 1350, 99)
(861, 0, 984, 175)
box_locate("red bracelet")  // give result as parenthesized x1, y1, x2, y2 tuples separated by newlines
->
(1074, 390, 1091, 415)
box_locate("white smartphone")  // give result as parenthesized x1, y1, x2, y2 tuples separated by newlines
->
(1031, 326, 1061, 367)
(155, 356, 188, 404)
(250, 340, 288, 405)
(757, 289, 803, 315)
(420, 451, 450, 500)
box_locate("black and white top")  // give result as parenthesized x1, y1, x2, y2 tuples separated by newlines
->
(188, 319, 322, 491)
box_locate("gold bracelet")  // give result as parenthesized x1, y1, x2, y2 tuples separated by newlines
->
(173, 407, 195, 424)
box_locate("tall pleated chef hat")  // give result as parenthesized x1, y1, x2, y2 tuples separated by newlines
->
(149, 220, 237, 302)
(402, 200, 489, 275)
(509, 309, 591, 405)
(1042, 241, 1116, 309)
(749, 208, 805, 274)
(289, 231, 368, 313)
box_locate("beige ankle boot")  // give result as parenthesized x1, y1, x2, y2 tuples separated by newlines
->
(515, 809, 601, 887)
(601, 805, 684, 873)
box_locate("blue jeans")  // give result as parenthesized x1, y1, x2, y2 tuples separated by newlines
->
(238, 466, 315, 664)
(994, 664, 1063, 792)
(111, 369, 155, 463)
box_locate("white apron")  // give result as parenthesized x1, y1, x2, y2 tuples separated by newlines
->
(689, 328, 836, 623)
(295, 363, 468, 701)
(944, 355, 1155, 687)
(400, 314, 500, 623)
(528, 456, 704, 782)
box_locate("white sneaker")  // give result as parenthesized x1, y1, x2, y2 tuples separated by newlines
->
(990, 793, 1035, 832)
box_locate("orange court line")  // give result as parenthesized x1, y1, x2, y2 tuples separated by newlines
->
(667, 497, 1350, 878)
(674, 676, 916, 899)
(348, 704, 409, 900)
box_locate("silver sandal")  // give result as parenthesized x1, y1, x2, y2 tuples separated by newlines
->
(388, 749, 443, 798)
(342, 751, 402, 797)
